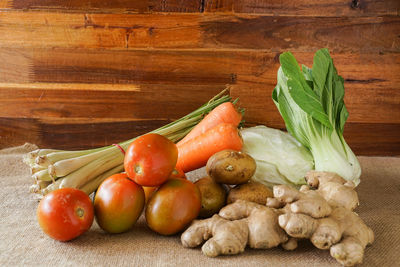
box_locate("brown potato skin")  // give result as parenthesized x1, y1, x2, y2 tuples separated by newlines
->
(206, 150, 256, 185)
(195, 177, 227, 218)
(227, 181, 273, 205)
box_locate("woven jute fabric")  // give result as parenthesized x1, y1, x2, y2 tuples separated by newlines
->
(0, 144, 399, 267)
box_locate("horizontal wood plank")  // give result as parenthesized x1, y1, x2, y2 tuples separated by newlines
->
(0, 83, 226, 120)
(0, 48, 399, 124)
(230, 78, 400, 126)
(1, 78, 400, 127)
(0, 117, 169, 150)
(0, 0, 202, 12)
(342, 123, 400, 157)
(1, 48, 399, 86)
(1, 117, 398, 156)
(1, 0, 399, 16)
(204, 0, 400, 17)
(0, 12, 399, 52)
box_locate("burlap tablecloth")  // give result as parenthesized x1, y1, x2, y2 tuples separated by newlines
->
(1, 144, 399, 266)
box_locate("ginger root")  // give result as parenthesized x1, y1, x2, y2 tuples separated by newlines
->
(273, 184, 332, 218)
(181, 171, 373, 267)
(181, 214, 248, 257)
(269, 171, 374, 266)
(305, 170, 359, 210)
(219, 200, 290, 249)
(181, 200, 294, 257)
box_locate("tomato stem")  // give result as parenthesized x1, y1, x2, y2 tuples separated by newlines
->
(134, 164, 143, 175)
(76, 207, 84, 218)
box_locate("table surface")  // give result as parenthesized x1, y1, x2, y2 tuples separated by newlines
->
(1, 144, 399, 266)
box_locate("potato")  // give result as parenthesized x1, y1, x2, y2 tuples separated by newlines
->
(195, 177, 227, 218)
(227, 181, 273, 205)
(206, 150, 256, 185)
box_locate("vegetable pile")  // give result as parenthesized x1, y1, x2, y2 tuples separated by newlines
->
(26, 49, 373, 267)
(31, 90, 244, 239)
(24, 90, 234, 196)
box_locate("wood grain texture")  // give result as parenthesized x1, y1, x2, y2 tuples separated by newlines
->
(204, 0, 400, 16)
(0, 49, 399, 124)
(0, 49, 399, 129)
(1, 79, 399, 124)
(0, 117, 169, 150)
(341, 123, 400, 157)
(1, 117, 398, 156)
(0, 0, 202, 12)
(1, 0, 399, 16)
(0, 83, 226, 120)
(1, 12, 399, 52)
(0, 4, 399, 155)
(1, 48, 399, 86)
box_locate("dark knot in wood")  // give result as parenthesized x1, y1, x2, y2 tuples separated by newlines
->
(350, 0, 360, 9)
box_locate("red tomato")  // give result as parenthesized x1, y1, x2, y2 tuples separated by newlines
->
(145, 178, 201, 235)
(124, 133, 178, 187)
(94, 173, 145, 234)
(37, 188, 94, 241)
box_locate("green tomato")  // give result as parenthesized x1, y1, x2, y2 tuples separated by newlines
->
(94, 173, 145, 234)
(145, 178, 201, 235)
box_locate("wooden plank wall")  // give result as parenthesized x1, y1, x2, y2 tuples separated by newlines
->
(0, 0, 399, 155)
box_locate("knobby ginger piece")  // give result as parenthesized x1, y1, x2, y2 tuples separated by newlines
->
(181, 214, 248, 257)
(269, 171, 373, 266)
(181, 200, 293, 257)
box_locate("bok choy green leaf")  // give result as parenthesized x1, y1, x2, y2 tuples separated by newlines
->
(273, 48, 361, 185)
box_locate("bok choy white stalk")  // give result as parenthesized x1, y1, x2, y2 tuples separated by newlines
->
(273, 48, 361, 185)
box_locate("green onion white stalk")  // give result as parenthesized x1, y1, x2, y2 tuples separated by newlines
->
(24, 90, 233, 196)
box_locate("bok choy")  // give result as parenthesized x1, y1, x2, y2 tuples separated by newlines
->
(241, 126, 314, 187)
(273, 48, 361, 185)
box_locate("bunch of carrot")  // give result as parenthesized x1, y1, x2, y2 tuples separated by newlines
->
(176, 102, 244, 172)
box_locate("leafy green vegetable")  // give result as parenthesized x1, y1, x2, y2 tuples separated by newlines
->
(273, 48, 361, 185)
(241, 126, 314, 187)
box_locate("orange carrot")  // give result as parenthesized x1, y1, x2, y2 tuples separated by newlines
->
(176, 123, 243, 173)
(178, 102, 242, 146)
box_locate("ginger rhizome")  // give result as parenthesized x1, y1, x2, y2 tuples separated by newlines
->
(181, 171, 374, 267)
(181, 200, 295, 257)
(181, 214, 249, 257)
(272, 171, 373, 266)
